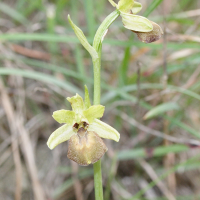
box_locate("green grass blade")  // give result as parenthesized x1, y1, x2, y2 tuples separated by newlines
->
(0, 2, 29, 24)
(117, 145, 189, 160)
(0, 68, 82, 95)
(84, 0, 96, 37)
(119, 47, 131, 86)
(130, 154, 200, 199)
(143, 0, 164, 17)
(143, 102, 180, 120)
(0, 34, 200, 50)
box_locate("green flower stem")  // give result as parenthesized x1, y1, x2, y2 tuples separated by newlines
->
(93, 9, 120, 106)
(92, 10, 120, 200)
(93, 159, 103, 200)
(93, 56, 101, 106)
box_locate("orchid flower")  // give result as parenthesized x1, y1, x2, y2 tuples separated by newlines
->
(47, 92, 120, 166)
(109, 0, 163, 43)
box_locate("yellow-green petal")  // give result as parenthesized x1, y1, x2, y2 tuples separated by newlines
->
(120, 12, 153, 32)
(118, 0, 135, 13)
(67, 93, 85, 113)
(88, 119, 120, 142)
(47, 124, 75, 150)
(83, 105, 105, 124)
(131, 1, 142, 14)
(52, 110, 75, 124)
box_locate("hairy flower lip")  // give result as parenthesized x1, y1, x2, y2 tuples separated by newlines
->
(132, 21, 163, 43)
(67, 129, 108, 166)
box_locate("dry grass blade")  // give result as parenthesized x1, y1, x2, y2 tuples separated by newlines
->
(71, 161, 84, 200)
(0, 79, 22, 200)
(0, 79, 45, 200)
(168, 34, 200, 43)
(139, 159, 176, 200)
(173, 65, 200, 102)
(10, 44, 51, 61)
(116, 111, 200, 146)
(144, 49, 199, 76)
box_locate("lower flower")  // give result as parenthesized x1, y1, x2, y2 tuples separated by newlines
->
(47, 93, 120, 166)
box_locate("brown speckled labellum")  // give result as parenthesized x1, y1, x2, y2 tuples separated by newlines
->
(132, 21, 163, 43)
(67, 127, 108, 166)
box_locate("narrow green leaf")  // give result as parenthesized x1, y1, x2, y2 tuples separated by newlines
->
(143, 0, 164, 17)
(68, 15, 98, 60)
(166, 116, 200, 139)
(0, 33, 200, 50)
(0, 2, 29, 24)
(144, 102, 180, 120)
(75, 45, 86, 79)
(0, 68, 82, 95)
(117, 145, 189, 160)
(119, 46, 131, 86)
(83, 0, 95, 37)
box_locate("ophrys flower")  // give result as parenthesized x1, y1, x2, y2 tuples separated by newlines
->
(47, 93, 120, 166)
(109, 0, 163, 43)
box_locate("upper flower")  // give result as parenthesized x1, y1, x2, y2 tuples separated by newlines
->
(109, 0, 163, 43)
(47, 93, 120, 166)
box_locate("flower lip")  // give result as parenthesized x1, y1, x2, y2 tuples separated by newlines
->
(67, 128, 108, 166)
(132, 21, 163, 43)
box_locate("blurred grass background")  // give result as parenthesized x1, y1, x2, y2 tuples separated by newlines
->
(0, 0, 200, 200)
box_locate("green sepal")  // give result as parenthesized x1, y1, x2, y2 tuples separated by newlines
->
(52, 110, 75, 124)
(67, 93, 85, 113)
(68, 15, 98, 60)
(47, 124, 75, 150)
(131, 1, 142, 14)
(88, 119, 120, 142)
(84, 85, 91, 109)
(83, 105, 105, 124)
(120, 12, 153, 32)
(118, 0, 135, 13)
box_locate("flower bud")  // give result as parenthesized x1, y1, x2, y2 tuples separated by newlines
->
(132, 21, 163, 43)
(67, 127, 107, 166)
